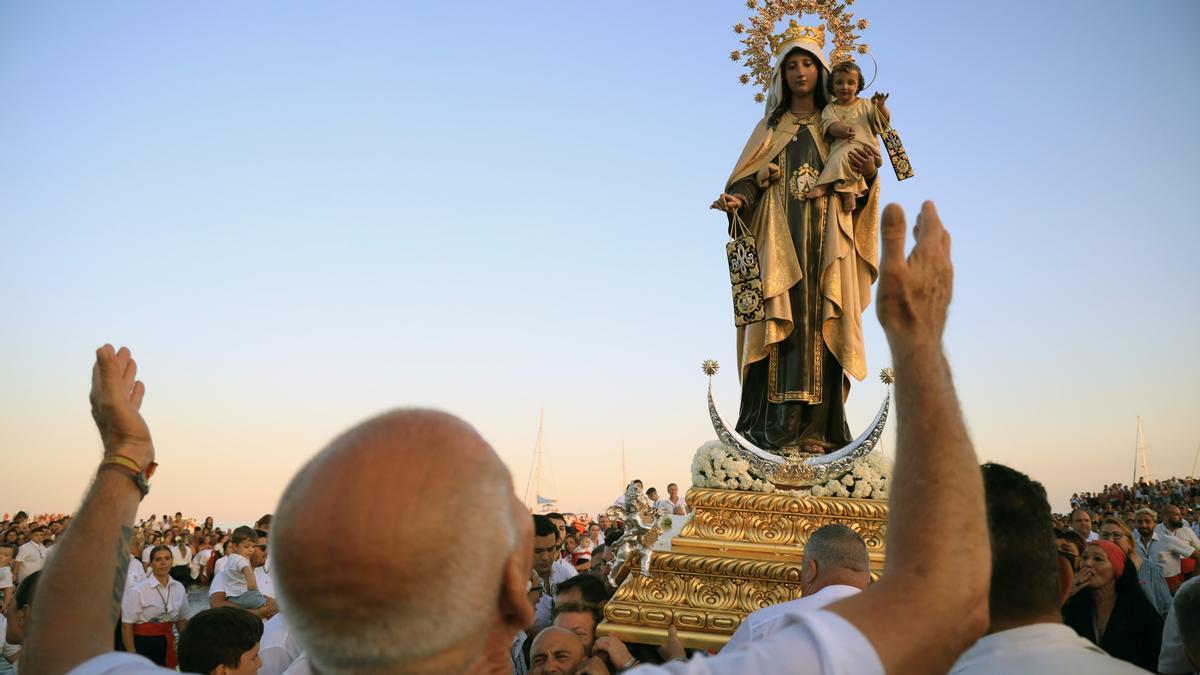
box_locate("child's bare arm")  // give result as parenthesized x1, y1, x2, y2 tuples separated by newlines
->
(243, 566, 258, 591)
(872, 92, 891, 124)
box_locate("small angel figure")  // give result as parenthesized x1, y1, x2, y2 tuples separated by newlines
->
(607, 481, 661, 587)
(806, 61, 891, 212)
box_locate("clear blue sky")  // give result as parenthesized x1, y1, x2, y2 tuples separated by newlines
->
(2, 1, 1198, 521)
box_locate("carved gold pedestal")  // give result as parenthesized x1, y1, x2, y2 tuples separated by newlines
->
(598, 487, 888, 651)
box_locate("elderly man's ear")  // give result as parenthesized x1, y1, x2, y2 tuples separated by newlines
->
(501, 544, 535, 630)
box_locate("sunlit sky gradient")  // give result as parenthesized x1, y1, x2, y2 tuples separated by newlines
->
(2, 1, 1198, 524)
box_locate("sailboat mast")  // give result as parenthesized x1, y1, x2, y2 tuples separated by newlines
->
(1135, 417, 1151, 482)
(621, 440, 627, 488)
(534, 409, 544, 511)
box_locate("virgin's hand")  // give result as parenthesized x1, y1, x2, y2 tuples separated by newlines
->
(849, 145, 881, 179)
(709, 194, 743, 212)
(90, 344, 154, 469)
(875, 202, 953, 352)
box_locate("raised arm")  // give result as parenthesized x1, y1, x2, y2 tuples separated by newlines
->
(827, 202, 989, 673)
(22, 345, 156, 674)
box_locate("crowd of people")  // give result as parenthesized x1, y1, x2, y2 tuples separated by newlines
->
(6, 204, 1199, 674)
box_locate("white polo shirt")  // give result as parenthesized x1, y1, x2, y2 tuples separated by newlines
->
(1158, 523, 1200, 550)
(120, 576, 188, 624)
(724, 584, 862, 650)
(15, 541, 47, 582)
(258, 613, 302, 675)
(950, 623, 1145, 674)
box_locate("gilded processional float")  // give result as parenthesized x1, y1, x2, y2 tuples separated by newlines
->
(597, 0, 913, 651)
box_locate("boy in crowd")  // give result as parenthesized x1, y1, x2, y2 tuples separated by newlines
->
(176, 607, 264, 675)
(0, 543, 15, 610)
(219, 527, 269, 610)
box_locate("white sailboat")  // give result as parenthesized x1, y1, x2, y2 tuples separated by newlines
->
(523, 408, 558, 514)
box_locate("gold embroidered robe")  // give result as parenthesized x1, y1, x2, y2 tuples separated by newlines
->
(724, 112, 880, 449)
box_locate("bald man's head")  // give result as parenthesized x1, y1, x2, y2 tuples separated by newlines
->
(273, 409, 532, 672)
(529, 626, 586, 675)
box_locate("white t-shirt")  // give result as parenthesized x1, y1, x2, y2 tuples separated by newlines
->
(724, 584, 862, 650)
(189, 549, 213, 579)
(15, 542, 47, 582)
(120, 576, 189, 624)
(220, 553, 251, 596)
(213, 555, 229, 578)
(0, 566, 13, 591)
(949, 623, 1144, 674)
(68, 609, 880, 675)
(167, 545, 189, 567)
(258, 613, 302, 675)
(125, 555, 148, 594)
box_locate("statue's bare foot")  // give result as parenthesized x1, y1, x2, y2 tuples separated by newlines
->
(806, 184, 827, 199)
(802, 443, 826, 455)
(839, 192, 856, 212)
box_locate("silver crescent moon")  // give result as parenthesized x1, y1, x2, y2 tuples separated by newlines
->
(707, 376, 890, 487)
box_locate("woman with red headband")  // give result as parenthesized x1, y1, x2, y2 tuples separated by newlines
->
(1062, 539, 1163, 670)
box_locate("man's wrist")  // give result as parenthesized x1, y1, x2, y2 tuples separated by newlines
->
(103, 441, 154, 470)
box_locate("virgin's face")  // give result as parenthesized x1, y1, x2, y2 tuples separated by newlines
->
(1080, 545, 1116, 588)
(783, 51, 819, 99)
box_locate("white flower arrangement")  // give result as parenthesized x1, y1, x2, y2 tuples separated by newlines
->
(691, 440, 775, 493)
(690, 440, 892, 500)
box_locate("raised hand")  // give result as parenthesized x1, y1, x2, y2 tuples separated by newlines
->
(89, 344, 154, 469)
(709, 193, 744, 212)
(875, 202, 953, 352)
(872, 92, 890, 107)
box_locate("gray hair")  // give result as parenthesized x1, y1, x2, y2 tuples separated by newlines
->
(802, 524, 869, 573)
(1135, 507, 1158, 519)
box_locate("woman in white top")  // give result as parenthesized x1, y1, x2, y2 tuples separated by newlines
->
(120, 545, 188, 668)
(167, 535, 192, 586)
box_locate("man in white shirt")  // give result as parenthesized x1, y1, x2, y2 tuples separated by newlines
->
(950, 464, 1143, 674)
(723, 523, 869, 650)
(657, 483, 689, 516)
(1070, 509, 1100, 543)
(14, 527, 48, 583)
(24, 204, 993, 675)
(1135, 508, 1200, 593)
(1159, 505, 1200, 549)
(257, 613, 302, 675)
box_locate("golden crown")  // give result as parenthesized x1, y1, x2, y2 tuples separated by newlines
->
(731, 0, 871, 103)
(771, 20, 825, 56)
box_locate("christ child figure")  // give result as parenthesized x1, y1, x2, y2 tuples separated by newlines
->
(806, 61, 890, 212)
